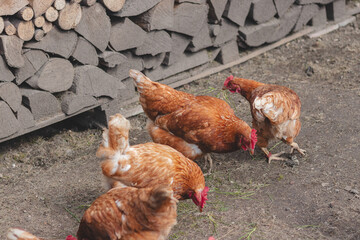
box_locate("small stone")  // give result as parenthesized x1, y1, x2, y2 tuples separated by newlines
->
(329, 203, 333, 208)
(350, 189, 359, 195)
(285, 207, 290, 211)
(335, 189, 340, 193)
(12, 163, 16, 168)
(322, 182, 330, 187)
(0, 173, 3, 178)
(305, 66, 314, 76)
(344, 186, 352, 191)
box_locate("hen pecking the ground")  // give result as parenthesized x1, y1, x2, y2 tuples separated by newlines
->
(98, 113, 208, 212)
(223, 75, 306, 163)
(129, 69, 257, 173)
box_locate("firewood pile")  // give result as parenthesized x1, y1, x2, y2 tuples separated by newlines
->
(0, 0, 349, 141)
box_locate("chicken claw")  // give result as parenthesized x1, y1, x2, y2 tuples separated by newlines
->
(289, 142, 306, 156)
(203, 153, 213, 175)
(267, 151, 287, 164)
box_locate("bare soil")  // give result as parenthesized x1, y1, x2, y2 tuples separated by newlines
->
(1, 17, 360, 240)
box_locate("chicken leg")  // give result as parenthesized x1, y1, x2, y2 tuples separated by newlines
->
(289, 142, 306, 156)
(261, 147, 287, 164)
(203, 153, 213, 175)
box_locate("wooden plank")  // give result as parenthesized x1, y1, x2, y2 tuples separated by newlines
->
(75, 3, 110, 52)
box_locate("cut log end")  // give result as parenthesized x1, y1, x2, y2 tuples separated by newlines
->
(16, 7, 35, 21)
(58, 2, 82, 30)
(45, 6, 59, 22)
(54, 0, 66, 11)
(33, 16, 45, 28)
(4, 20, 17, 36)
(12, 19, 35, 41)
(34, 29, 45, 41)
(101, 0, 126, 12)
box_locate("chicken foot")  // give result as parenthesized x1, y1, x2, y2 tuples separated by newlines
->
(261, 147, 287, 164)
(289, 142, 306, 156)
(203, 153, 213, 175)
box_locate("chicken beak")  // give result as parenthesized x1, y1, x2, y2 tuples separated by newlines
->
(250, 149, 254, 155)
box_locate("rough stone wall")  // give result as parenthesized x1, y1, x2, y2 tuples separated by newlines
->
(0, 0, 351, 141)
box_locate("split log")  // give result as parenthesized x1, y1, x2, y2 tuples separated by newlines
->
(71, 65, 119, 98)
(11, 19, 35, 41)
(0, 82, 22, 112)
(4, 20, 17, 36)
(0, 55, 15, 82)
(60, 91, 97, 115)
(15, 50, 48, 85)
(16, 6, 34, 21)
(0, 17, 4, 34)
(311, 6, 327, 27)
(111, 0, 161, 17)
(71, 37, 98, 66)
(326, 0, 347, 21)
(98, 51, 127, 68)
(45, 6, 59, 22)
(209, 24, 220, 37)
(109, 18, 147, 51)
(17, 105, 35, 130)
(25, 26, 78, 58)
(100, 0, 126, 12)
(28, 0, 55, 17)
(42, 20, 53, 33)
(107, 51, 144, 81)
(176, 0, 206, 3)
(213, 18, 239, 46)
(273, 0, 295, 18)
(135, 30, 172, 56)
(267, 5, 302, 43)
(0, 101, 20, 139)
(54, 0, 66, 10)
(21, 88, 62, 121)
(58, 2, 82, 30)
(26, 58, 74, 93)
(187, 22, 212, 52)
(75, 3, 110, 52)
(34, 29, 45, 41)
(208, 0, 228, 23)
(169, 2, 209, 36)
(0, 0, 29, 16)
(250, 0, 277, 24)
(163, 32, 191, 65)
(215, 40, 239, 64)
(133, 0, 174, 31)
(0, 35, 24, 68)
(294, 4, 319, 32)
(223, 0, 252, 27)
(81, 0, 97, 6)
(239, 20, 278, 47)
(143, 52, 166, 70)
(144, 50, 209, 81)
(33, 16, 45, 28)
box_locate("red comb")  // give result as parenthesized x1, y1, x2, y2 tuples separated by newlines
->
(250, 129, 257, 149)
(66, 235, 77, 240)
(208, 237, 216, 240)
(200, 186, 209, 208)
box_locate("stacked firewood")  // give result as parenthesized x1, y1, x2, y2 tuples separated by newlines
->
(0, 0, 349, 141)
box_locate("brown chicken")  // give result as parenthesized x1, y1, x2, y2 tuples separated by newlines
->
(98, 113, 208, 212)
(77, 186, 177, 240)
(129, 69, 257, 173)
(7, 186, 177, 240)
(223, 75, 306, 163)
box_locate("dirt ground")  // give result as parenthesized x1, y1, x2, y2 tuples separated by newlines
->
(1, 16, 360, 240)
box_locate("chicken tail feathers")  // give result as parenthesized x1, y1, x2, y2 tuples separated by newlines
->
(7, 228, 41, 240)
(149, 186, 178, 211)
(129, 69, 154, 93)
